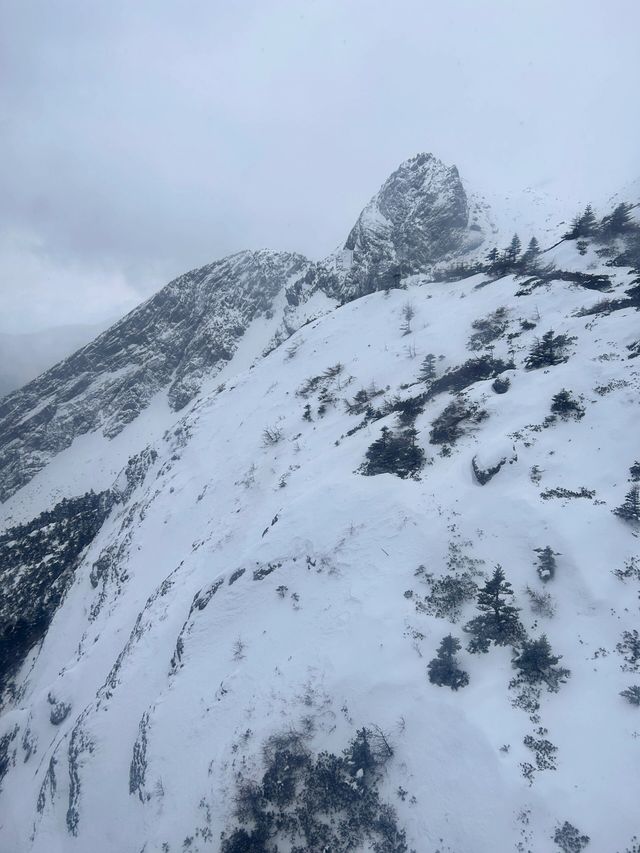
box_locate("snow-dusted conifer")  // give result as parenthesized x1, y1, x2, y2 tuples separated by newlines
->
(418, 353, 437, 383)
(512, 635, 570, 692)
(613, 485, 640, 524)
(534, 546, 559, 583)
(427, 635, 469, 690)
(465, 566, 524, 653)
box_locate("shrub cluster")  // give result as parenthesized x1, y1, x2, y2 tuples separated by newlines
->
(221, 728, 408, 853)
(361, 426, 425, 479)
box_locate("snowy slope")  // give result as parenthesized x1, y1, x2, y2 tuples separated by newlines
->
(1, 155, 639, 853)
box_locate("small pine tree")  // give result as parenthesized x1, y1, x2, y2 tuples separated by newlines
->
(620, 685, 640, 706)
(400, 302, 415, 336)
(600, 202, 634, 239)
(427, 635, 469, 690)
(534, 546, 560, 582)
(580, 204, 597, 236)
(361, 426, 425, 479)
(521, 236, 541, 269)
(302, 404, 313, 422)
(564, 213, 583, 240)
(630, 461, 640, 483)
(418, 353, 437, 383)
(564, 204, 597, 240)
(485, 247, 500, 270)
(507, 233, 522, 265)
(550, 389, 585, 420)
(613, 485, 640, 524)
(512, 635, 570, 691)
(464, 566, 524, 653)
(525, 330, 575, 370)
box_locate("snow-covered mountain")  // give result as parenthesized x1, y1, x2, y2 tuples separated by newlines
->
(1, 153, 639, 853)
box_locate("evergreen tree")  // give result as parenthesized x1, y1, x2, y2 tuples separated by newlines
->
(485, 247, 500, 270)
(418, 353, 437, 383)
(361, 426, 425, 479)
(507, 234, 522, 265)
(564, 204, 597, 239)
(613, 485, 640, 524)
(464, 566, 524, 653)
(550, 389, 585, 420)
(629, 461, 640, 483)
(520, 237, 541, 270)
(579, 204, 597, 236)
(427, 635, 469, 690)
(600, 202, 634, 239)
(534, 546, 559, 583)
(620, 685, 640, 706)
(525, 330, 575, 370)
(563, 213, 583, 240)
(512, 634, 570, 691)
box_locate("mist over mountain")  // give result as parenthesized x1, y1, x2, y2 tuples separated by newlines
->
(0, 152, 639, 852)
(0, 321, 113, 400)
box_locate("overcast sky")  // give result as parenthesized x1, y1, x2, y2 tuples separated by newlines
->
(1, 0, 638, 333)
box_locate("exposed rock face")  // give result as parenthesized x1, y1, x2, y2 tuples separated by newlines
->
(472, 454, 507, 485)
(341, 153, 484, 296)
(0, 250, 308, 501)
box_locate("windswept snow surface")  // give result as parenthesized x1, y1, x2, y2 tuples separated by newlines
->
(1, 242, 639, 851)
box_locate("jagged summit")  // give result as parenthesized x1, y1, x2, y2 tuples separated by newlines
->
(0, 155, 490, 504)
(340, 152, 486, 294)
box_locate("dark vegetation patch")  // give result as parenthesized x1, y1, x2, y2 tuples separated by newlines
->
(511, 635, 570, 692)
(534, 547, 559, 583)
(616, 630, 640, 672)
(550, 390, 585, 421)
(464, 566, 525, 654)
(528, 269, 613, 292)
(576, 280, 640, 318)
(613, 486, 640, 525)
(429, 395, 488, 446)
(472, 455, 507, 485)
(426, 357, 513, 398)
(360, 427, 425, 479)
(540, 487, 595, 500)
(553, 821, 590, 852)
(221, 727, 409, 853)
(253, 562, 282, 581)
(414, 570, 478, 622)
(0, 490, 112, 703)
(344, 384, 386, 416)
(427, 635, 469, 690)
(525, 331, 576, 370)
(467, 308, 509, 351)
(492, 376, 511, 394)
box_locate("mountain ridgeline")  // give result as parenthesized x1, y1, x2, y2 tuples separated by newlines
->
(0, 154, 484, 503)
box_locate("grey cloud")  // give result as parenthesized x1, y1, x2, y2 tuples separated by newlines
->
(1, 0, 638, 331)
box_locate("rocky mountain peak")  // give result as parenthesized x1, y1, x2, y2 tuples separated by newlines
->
(341, 152, 484, 295)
